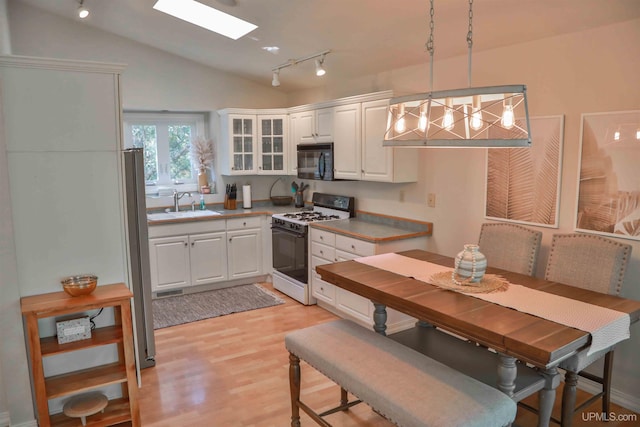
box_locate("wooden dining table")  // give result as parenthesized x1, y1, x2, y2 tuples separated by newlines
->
(315, 249, 640, 427)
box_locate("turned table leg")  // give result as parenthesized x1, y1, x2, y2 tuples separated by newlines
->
(538, 366, 561, 427)
(372, 302, 387, 336)
(497, 354, 517, 398)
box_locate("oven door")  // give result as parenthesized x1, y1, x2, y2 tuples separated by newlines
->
(272, 225, 308, 284)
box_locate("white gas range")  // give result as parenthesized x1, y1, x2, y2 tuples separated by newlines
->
(271, 193, 355, 305)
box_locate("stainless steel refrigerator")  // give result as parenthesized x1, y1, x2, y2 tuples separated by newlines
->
(123, 148, 156, 369)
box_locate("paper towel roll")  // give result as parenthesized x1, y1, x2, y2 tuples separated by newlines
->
(242, 185, 252, 209)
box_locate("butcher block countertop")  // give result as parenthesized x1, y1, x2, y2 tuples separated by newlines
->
(310, 211, 433, 243)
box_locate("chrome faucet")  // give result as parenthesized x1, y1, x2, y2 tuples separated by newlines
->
(173, 190, 191, 212)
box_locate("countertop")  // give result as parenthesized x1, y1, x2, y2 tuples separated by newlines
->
(147, 201, 304, 225)
(310, 212, 432, 243)
(148, 203, 433, 243)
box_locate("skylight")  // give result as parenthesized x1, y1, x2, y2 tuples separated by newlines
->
(153, 0, 257, 40)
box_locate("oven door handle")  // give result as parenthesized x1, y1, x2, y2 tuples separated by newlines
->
(271, 226, 306, 239)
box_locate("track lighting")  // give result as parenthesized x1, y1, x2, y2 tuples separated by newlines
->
(78, 0, 89, 19)
(270, 50, 330, 87)
(315, 57, 326, 77)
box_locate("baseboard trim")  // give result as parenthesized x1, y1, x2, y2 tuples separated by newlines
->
(7, 418, 38, 427)
(577, 377, 640, 413)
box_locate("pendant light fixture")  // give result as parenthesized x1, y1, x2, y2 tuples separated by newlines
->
(384, 0, 532, 148)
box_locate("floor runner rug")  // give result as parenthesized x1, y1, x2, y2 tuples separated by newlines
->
(152, 283, 285, 329)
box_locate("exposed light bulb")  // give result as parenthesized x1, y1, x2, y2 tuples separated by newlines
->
(501, 98, 515, 129)
(271, 70, 280, 87)
(394, 104, 406, 133)
(636, 130, 640, 140)
(418, 103, 428, 132)
(614, 131, 620, 141)
(418, 112, 428, 132)
(470, 95, 483, 131)
(315, 58, 326, 76)
(442, 98, 454, 131)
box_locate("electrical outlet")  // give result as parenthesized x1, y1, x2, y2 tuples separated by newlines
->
(427, 193, 436, 208)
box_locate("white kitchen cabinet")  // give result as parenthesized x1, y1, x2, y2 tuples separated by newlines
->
(148, 220, 229, 294)
(333, 103, 362, 180)
(218, 109, 288, 175)
(309, 227, 424, 331)
(190, 232, 228, 286)
(291, 108, 333, 144)
(219, 113, 256, 175)
(226, 216, 263, 280)
(149, 235, 191, 292)
(257, 114, 287, 174)
(361, 99, 418, 182)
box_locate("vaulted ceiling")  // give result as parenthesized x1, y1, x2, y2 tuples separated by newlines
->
(15, 0, 640, 91)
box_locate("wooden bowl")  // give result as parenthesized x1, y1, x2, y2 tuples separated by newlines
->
(61, 275, 98, 297)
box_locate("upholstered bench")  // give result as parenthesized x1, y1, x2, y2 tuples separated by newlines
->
(285, 319, 517, 427)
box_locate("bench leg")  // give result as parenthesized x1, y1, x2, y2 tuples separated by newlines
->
(372, 302, 387, 336)
(289, 353, 301, 427)
(340, 388, 348, 408)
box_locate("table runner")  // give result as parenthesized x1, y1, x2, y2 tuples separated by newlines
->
(354, 253, 630, 356)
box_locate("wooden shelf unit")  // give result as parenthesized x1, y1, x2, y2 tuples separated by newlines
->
(21, 283, 140, 427)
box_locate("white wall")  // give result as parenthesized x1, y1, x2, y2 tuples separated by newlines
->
(8, 0, 291, 211)
(292, 19, 640, 406)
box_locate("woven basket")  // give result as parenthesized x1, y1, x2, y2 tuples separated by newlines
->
(269, 178, 292, 206)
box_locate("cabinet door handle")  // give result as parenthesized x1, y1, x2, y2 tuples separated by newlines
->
(351, 244, 356, 250)
(243, 222, 247, 226)
(191, 242, 195, 246)
(320, 250, 324, 255)
(229, 238, 232, 242)
(184, 242, 188, 247)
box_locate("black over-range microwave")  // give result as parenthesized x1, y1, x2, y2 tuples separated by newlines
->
(297, 142, 335, 181)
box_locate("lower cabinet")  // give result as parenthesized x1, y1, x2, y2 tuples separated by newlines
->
(310, 227, 426, 331)
(190, 232, 228, 286)
(148, 217, 263, 294)
(227, 216, 262, 280)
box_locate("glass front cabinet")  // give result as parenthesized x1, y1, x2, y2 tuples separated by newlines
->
(219, 109, 288, 176)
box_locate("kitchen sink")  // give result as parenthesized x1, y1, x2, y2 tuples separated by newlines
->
(147, 210, 222, 221)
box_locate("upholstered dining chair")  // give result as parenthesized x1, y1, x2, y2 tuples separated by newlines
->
(477, 223, 542, 276)
(544, 233, 632, 427)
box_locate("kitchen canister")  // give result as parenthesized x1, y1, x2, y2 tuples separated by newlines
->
(452, 244, 487, 285)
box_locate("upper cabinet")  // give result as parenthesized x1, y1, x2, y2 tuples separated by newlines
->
(218, 91, 417, 182)
(292, 108, 334, 144)
(218, 109, 288, 176)
(361, 99, 418, 183)
(333, 103, 362, 180)
(257, 114, 287, 175)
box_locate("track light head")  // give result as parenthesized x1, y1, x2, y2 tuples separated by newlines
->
(78, 0, 89, 18)
(315, 57, 326, 77)
(272, 70, 280, 87)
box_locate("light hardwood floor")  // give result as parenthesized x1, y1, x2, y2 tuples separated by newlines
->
(139, 283, 638, 427)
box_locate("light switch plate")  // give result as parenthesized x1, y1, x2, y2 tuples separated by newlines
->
(56, 316, 91, 344)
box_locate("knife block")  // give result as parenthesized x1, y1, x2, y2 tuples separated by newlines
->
(224, 195, 236, 210)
